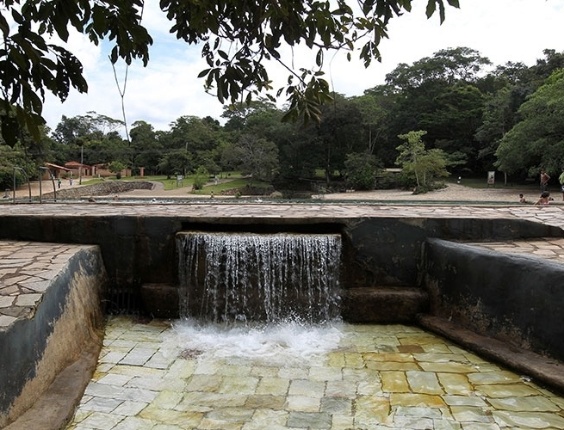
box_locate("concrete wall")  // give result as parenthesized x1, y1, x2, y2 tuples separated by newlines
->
(0, 246, 106, 428)
(0, 214, 560, 313)
(423, 238, 564, 362)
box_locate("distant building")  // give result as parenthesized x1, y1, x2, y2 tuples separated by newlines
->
(43, 162, 71, 179)
(64, 161, 93, 178)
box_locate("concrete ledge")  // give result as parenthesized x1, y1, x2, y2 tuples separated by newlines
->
(0, 242, 106, 428)
(5, 340, 101, 430)
(418, 314, 564, 395)
(341, 286, 428, 323)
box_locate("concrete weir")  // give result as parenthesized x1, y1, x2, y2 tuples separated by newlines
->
(0, 202, 564, 427)
(0, 241, 106, 429)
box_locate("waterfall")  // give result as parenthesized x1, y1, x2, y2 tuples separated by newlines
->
(177, 232, 342, 323)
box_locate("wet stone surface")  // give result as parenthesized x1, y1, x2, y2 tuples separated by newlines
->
(66, 317, 564, 430)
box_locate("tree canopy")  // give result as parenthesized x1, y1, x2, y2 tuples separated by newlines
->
(0, 0, 459, 146)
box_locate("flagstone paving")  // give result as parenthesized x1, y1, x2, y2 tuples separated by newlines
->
(65, 316, 564, 430)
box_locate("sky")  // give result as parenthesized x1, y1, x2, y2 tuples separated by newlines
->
(42, 0, 564, 133)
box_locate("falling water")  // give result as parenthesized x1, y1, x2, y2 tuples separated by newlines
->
(176, 232, 342, 323)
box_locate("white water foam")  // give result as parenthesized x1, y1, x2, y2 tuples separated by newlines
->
(163, 318, 345, 366)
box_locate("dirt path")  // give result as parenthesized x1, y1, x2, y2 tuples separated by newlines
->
(6, 180, 560, 204)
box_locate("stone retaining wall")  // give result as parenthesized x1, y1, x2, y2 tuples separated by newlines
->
(43, 181, 154, 199)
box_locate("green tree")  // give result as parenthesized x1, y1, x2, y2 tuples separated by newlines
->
(317, 96, 365, 182)
(108, 160, 126, 179)
(495, 70, 564, 177)
(0, 0, 459, 146)
(396, 130, 449, 191)
(221, 134, 279, 181)
(381, 47, 490, 173)
(344, 152, 382, 190)
(51, 112, 128, 166)
(129, 120, 162, 175)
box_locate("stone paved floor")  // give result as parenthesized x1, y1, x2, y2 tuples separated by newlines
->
(66, 316, 564, 430)
(0, 241, 94, 330)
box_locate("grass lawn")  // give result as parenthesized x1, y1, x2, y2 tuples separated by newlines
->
(82, 172, 269, 195)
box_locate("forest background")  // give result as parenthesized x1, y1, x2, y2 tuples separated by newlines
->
(2, 46, 564, 194)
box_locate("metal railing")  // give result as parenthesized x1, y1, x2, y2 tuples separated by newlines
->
(39, 167, 57, 203)
(12, 167, 32, 203)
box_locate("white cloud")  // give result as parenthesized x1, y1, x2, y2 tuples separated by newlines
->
(42, 0, 564, 132)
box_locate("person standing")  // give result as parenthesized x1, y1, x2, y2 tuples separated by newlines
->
(559, 170, 564, 201)
(540, 169, 550, 192)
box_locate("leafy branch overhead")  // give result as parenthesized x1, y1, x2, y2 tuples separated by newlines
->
(0, 0, 459, 146)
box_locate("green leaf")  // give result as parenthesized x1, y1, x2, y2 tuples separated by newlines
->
(425, 0, 437, 18)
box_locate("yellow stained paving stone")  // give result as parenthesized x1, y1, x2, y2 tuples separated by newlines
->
(362, 352, 415, 362)
(218, 375, 260, 395)
(326, 351, 346, 367)
(381, 371, 410, 393)
(413, 352, 470, 363)
(198, 418, 245, 430)
(419, 343, 452, 354)
(331, 414, 355, 429)
(492, 410, 564, 429)
(474, 383, 544, 398)
(160, 375, 187, 392)
(66, 409, 92, 426)
(344, 352, 365, 368)
(289, 379, 326, 397)
(194, 360, 222, 375)
(461, 351, 491, 365)
(442, 394, 488, 407)
(178, 391, 248, 409)
(244, 394, 286, 409)
(436, 373, 473, 395)
(548, 394, 564, 409)
(469, 362, 503, 373)
(151, 390, 184, 409)
(418, 361, 478, 374)
(354, 395, 391, 424)
(104, 338, 138, 349)
(98, 350, 128, 365)
(216, 365, 252, 377)
(244, 408, 289, 429)
(249, 365, 279, 377)
(109, 364, 166, 377)
(255, 377, 290, 396)
(390, 393, 447, 408)
(399, 335, 449, 346)
(467, 370, 523, 385)
(487, 396, 561, 412)
(139, 405, 204, 426)
(365, 360, 421, 371)
(278, 366, 308, 379)
(449, 406, 494, 424)
(91, 371, 108, 382)
(309, 365, 343, 382)
(186, 374, 223, 392)
(357, 378, 383, 396)
(167, 358, 197, 378)
(406, 370, 444, 395)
